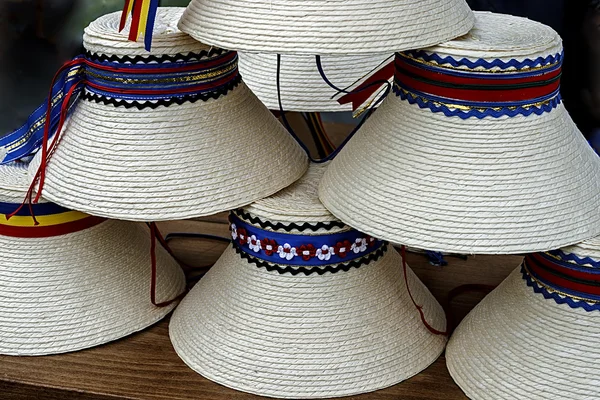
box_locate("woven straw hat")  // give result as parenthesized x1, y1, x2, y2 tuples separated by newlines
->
(0, 162, 185, 355)
(238, 52, 392, 112)
(169, 163, 447, 398)
(27, 8, 308, 221)
(319, 12, 600, 254)
(446, 237, 600, 399)
(178, 0, 474, 55)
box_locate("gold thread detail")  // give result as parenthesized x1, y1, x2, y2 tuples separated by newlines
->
(523, 261, 600, 304)
(397, 52, 561, 74)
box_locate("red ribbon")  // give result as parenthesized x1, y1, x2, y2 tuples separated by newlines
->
(0, 216, 106, 238)
(337, 61, 394, 112)
(394, 55, 561, 104)
(526, 253, 600, 296)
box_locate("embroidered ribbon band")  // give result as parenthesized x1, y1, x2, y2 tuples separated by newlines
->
(0, 201, 105, 238)
(394, 50, 563, 119)
(523, 251, 600, 311)
(0, 49, 239, 165)
(230, 212, 385, 269)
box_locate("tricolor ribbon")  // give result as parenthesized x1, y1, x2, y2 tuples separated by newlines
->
(0, 201, 105, 238)
(120, 0, 160, 51)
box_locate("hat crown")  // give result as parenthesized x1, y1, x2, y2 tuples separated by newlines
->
(243, 163, 343, 231)
(420, 12, 562, 66)
(84, 7, 212, 57)
(558, 236, 600, 267)
(0, 162, 40, 204)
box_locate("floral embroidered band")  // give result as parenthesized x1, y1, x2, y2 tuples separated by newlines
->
(522, 251, 600, 312)
(393, 50, 563, 119)
(229, 212, 385, 269)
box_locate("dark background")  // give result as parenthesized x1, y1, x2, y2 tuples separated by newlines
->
(1, 0, 598, 148)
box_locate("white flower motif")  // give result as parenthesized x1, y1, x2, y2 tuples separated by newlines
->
(231, 224, 238, 240)
(248, 235, 262, 252)
(277, 243, 297, 260)
(316, 244, 332, 261)
(351, 238, 368, 253)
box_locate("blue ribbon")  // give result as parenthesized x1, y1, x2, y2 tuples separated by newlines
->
(230, 213, 384, 267)
(0, 60, 85, 164)
(0, 201, 69, 217)
(0, 51, 239, 166)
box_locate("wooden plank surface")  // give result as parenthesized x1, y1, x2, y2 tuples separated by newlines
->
(0, 218, 523, 399)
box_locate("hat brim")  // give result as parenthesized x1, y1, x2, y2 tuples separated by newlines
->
(169, 244, 446, 398)
(319, 95, 600, 253)
(29, 83, 308, 221)
(178, 0, 474, 54)
(0, 220, 185, 355)
(446, 266, 600, 399)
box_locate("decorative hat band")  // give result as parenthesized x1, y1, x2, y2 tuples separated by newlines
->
(229, 211, 387, 275)
(522, 251, 600, 311)
(393, 50, 563, 119)
(0, 48, 240, 165)
(0, 201, 105, 238)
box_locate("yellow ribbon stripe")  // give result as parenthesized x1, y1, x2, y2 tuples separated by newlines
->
(0, 210, 91, 227)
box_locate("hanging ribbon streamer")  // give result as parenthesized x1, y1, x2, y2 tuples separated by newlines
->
(0, 59, 85, 165)
(4, 50, 239, 220)
(400, 246, 449, 337)
(336, 59, 394, 114)
(120, 0, 160, 51)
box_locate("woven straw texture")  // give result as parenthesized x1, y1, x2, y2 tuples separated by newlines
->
(446, 239, 600, 399)
(238, 52, 392, 112)
(0, 163, 186, 355)
(169, 164, 447, 398)
(178, 0, 474, 55)
(28, 8, 308, 221)
(319, 12, 600, 254)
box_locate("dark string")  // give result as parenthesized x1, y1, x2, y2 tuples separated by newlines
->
(275, 54, 392, 163)
(301, 112, 329, 159)
(444, 283, 496, 334)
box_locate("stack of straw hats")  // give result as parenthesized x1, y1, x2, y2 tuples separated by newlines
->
(28, 7, 308, 221)
(318, 12, 600, 254)
(0, 7, 309, 356)
(4, 0, 600, 398)
(169, 163, 447, 398)
(0, 161, 185, 355)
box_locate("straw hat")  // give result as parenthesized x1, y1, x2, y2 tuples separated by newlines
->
(169, 163, 447, 398)
(178, 0, 474, 55)
(238, 52, 393, 112)
(27, 7, 308, 221)
(0, 162, 185, 355)
(446, 237, 600, 400)
(319, 12, 600, 254)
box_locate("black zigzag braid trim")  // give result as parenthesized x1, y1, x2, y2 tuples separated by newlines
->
(233, 209, 347, 232)
(84, 47, 228, 64)
(80, 74, 242, 109)
(233, 242, 389, 276)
